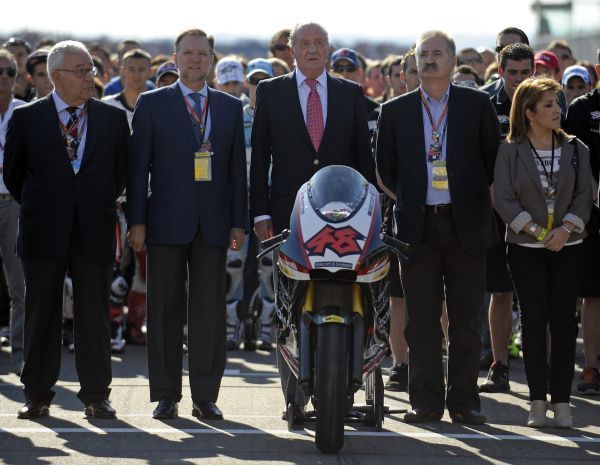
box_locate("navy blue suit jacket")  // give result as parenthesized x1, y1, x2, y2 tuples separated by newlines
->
(127, 82, 248, 247)
(3, 95, 128, 261)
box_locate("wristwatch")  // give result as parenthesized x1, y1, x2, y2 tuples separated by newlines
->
(528, 223, 537, 235)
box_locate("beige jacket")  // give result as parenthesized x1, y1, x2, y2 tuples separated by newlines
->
(493, 136, 592, 245)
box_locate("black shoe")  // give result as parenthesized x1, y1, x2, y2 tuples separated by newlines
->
(152, 398, 178, 419)
(18, 400, 50, 419)
(385, 363, 408, 392)
(403, 408, 443, 423)
(281, 404, 306, 425)
(84, 400, 116, 419)
(192, 401, 223, 420)
(450, 409, 487, 425)
(479, 361, 510, 393)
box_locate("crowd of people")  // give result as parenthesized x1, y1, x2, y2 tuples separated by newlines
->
(0, 22, 598, 429)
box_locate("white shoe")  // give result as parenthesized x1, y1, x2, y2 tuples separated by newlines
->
(553, 403, 573, 428)
(527, 400, 547, 427)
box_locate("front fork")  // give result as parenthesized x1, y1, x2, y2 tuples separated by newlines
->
(298, 282, 365, 396)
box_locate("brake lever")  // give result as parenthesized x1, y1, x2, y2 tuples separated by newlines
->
(381, 234, 410, 261)
(257, 229, 290, 259)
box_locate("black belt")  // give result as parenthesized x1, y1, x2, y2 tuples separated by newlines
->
(426, 204, 452, 215)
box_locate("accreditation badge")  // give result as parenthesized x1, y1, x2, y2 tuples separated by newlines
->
(427, 143, 441, 162)
(432, 160, 449, 190)
(546, 203, 555, 230)
(194, 151, 212, 182)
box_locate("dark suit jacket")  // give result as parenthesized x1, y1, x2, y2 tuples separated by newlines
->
(376, 84, 501, 259)
(250, 70, 376, 233)
(3, 94, 128, 261)
(127, 83, 248, 247)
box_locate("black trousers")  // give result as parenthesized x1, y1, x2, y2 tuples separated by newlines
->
(401, 210, 485, 413)
(507, 243, 583, 403)
(20, 229, 113, 405)
(146, 228, 227, 403)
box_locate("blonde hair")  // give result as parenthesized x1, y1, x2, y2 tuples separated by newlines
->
(507, 77, 567, 143)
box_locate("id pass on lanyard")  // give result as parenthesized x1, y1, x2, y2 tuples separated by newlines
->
(421, 89, 449, 189)
(528, 137, 557, 229)
(58, 105, 88, 174)
(184, 94, 212, 182)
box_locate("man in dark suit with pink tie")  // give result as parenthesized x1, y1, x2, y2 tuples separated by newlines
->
(249, 22, 375, 422)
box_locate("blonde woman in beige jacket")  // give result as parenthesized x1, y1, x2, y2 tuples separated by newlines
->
(494, 77, 592, 429)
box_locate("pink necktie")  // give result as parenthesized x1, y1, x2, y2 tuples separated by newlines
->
(305, 78, 324, 151)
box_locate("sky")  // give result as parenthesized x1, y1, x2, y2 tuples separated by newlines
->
(2, 0, 542, 49)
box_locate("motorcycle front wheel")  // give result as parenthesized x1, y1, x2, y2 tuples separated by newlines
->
(314, 323, 349, 454)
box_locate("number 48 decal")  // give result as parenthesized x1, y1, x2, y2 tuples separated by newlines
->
(305, 225, 365, 257)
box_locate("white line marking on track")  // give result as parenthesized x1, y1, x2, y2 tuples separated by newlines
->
(0, 427, 599, 443)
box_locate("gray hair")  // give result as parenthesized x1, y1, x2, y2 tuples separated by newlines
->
(416, 30, 456, 57)
(47, 40, 91, 84)
(288, 22, 330, 48)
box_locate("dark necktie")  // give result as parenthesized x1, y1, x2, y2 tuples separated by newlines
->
(65, 106, 79, 161)
(305, 78, 324, 151)
(189, 93, 203, 118)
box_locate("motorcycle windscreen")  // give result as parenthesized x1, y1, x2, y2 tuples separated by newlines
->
(307, 166, 368, 223)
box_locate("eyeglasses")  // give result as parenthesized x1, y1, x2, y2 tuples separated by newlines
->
(248, 76, 268, 86)
(0, 67, 17, 78)
(272, 44, 289, 52)
(58, 67, 98, 79)
(333, 64, 357, 73)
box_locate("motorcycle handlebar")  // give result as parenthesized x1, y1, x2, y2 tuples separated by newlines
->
(257, 229, 290, 259)
(381, 233, 410, 260)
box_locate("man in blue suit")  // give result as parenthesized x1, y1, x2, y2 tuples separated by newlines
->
(127, 29, 248, 421)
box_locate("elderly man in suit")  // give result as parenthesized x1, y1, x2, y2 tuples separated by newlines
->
(376, 30, 500, 425)
(250, 21, 375, 422)
(4, 40, 129, 419)
(127, 29, 247, 421)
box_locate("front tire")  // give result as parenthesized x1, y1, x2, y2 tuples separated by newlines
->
(314, 323, 348, 454)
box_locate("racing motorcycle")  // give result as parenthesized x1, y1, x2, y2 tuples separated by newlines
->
(258, 165, 408, 454)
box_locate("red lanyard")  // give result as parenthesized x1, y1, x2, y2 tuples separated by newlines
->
(420, 89, 448, 142)
(183, 93, 209, 146)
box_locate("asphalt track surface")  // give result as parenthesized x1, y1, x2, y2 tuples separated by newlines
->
(1, 342, 599, 464)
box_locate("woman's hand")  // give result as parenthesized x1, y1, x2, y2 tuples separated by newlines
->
(543, 226, 570, 252)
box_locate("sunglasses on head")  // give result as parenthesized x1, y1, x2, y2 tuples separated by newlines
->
(248, 76, 267, 86)
(0, 67, 17, 78)
(333, 64, 357, 73)
(272, 44, 289, 52)
(2, 37, 31, 52)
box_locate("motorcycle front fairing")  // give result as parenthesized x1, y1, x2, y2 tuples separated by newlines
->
(278, 166, 389, 282)
(274, 166, 391, 386)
